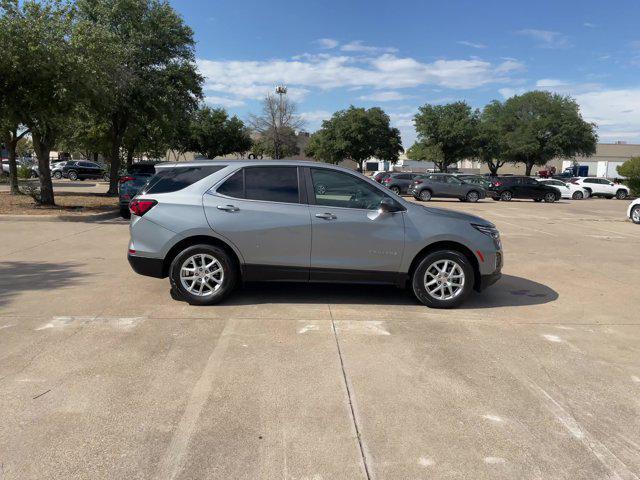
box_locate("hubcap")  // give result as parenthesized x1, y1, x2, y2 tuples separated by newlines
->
(424, 259, 465, 301)
(633, 208, 640, 222)
(421, 191, 431, 200)
(468, 192, 478, 201)
(180, 254, 224, 297)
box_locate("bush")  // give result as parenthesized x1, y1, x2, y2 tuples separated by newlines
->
(617, 157, 640, 196)
(19, 183, 42, 204)
(17, 164, 31, 179)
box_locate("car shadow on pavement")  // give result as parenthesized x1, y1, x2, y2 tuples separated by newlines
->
(0, 261, 85, 307)
(217, 274, 558, 308)
(463, 274, 558, 309)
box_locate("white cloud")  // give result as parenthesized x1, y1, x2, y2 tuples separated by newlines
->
(299, 110, 333, 124)
(315, 38, 338, 49)
(583, 22, 596, 28)
(498, 87, 527, 98)
(457, 40, 487, 49)
(358, 91, 409, 102)
(197, 54, 525, 101)
(340, 40, 398, 54)
(517, 29, 570, 49)
(575, 88, 640, 132)
(204, 96, 246, 108)
(536, 78, 568, 88)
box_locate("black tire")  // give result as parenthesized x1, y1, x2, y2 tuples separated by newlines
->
(53, 171, 62, 179)
(120, 207, 131, 219)
(631, 205, 640, 224)
(29, 171, 38, 178)
(169, 244, 238, 306)
(390, 186, 401, 195)
(68, 170, 78, 181)
(616, 189, 628, 200)
(411, 250, 475, 309)
(418, 189, 432, 201)
(466, 190, 480, 203)
(500, 190, 512, 201)
(103, 173, 110, 182)
(543, 192, 556, 203)
(492, 196, 500, 201)
(572, 191, 584, 200)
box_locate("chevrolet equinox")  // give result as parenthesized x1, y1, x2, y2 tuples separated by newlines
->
(127, 161, 502, 308)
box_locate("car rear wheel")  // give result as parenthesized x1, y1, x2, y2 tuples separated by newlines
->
(53, 171, 62, 179)
(543, 192, 556, 203)
(631, 205, 640, 224)
(390, 186, 401, 195)
(68, 171, 78, 181)
(616, 189, 628, 200)
(120, 207, 131, 219)
(466, 190, 480, 203)
(170, 245, 238, 306)
(418, 189, 432, 201)
(412, 250, 474, 308)
(103, 173, 110, 182)
(572, 191, 584, 200)
(500, 191, 512, 201)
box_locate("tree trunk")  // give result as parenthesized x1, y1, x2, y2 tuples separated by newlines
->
(525, 162, 534, 176)
(7, 137, 20, 195)
(31, 136, 55, 205)
(126, 149, 134, 168)
(487, 160, 499, 176)
(107, 138, 122, 195)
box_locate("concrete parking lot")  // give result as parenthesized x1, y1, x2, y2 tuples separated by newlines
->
(1, 197, 639, 479)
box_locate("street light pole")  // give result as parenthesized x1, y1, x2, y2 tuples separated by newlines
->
(274, 85, 287, 159)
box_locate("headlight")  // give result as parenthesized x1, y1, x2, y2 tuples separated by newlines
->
(472, 223, 501, 248)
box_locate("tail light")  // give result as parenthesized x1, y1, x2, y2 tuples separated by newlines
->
(414, 180, 423, 185)
(119, 176, 135, 183)
(570, 180, 579, 185)
(129, 199, 157, 217)
(383, 177, 392, 183)
(493, 181, 503, 187)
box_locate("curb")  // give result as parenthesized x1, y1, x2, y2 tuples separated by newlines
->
(0, 210, 122, 223)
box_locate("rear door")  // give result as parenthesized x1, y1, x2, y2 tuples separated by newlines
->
(306, 167, 405, 280)
(203, 166, 311, 280)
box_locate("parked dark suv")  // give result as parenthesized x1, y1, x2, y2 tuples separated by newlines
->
(62, 161, 109, 181)
(118, 163, 157, 218)
(382, 172, 421, 194)
(488, 176, 561, 202)
(409, 173, 487, 202)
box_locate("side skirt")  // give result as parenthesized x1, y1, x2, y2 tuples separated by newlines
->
(244, 264, 408, 287)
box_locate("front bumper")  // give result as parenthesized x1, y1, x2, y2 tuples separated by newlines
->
(476, 250, 502, 291)
(128, 254, 165, 278)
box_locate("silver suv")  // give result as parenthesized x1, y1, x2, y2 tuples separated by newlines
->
(127, 161, 502, 308)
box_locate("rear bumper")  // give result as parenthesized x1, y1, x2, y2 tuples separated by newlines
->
(128, 254, 165, 278)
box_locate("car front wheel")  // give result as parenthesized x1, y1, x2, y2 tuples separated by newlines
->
(616, 189, 628, 200)
(631, 205, 640, 224)
(543, 192, 556, 203)
(68, 171, 78, 181)
(53, 171, 62, 179)
(412, 250, 475, 308)
(169, 244, 238, 305)
(572, 191, 584, 200)
(500, 191, 512, 201)
(390, 186, 401, 195)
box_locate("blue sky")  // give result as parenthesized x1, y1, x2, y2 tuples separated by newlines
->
(172, 0, 640, 147)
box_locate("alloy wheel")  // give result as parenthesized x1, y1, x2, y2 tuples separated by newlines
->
(467, 191, 479, 202)
(179, 254, 224, 297)
(419, 190, 431, 201)
(632, 206, 640, 224)
(423, 259, 465, 301)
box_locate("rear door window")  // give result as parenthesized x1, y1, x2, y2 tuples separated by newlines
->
(144, 165, 225, 194)
(245, 166, 299, 203)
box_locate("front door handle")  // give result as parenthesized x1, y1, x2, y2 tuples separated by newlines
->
(315, 212, 337, 220)
(217, 204, 240, 212)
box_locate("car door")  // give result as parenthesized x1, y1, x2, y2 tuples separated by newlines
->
(446, 176, 467, 197)
(306, 167, 405, 280)
(601, 179, 616, 195)
(203, 166, 312, 281)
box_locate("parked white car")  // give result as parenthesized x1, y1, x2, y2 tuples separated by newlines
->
(537, 179, 588, 200)
(628, 198, 640, 224)
(572, 177, 629, 199)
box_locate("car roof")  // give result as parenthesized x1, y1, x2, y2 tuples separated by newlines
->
(154, 159, 361, 175)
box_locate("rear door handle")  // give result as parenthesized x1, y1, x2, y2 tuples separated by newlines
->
(315, 212, 337, 220)
(217, 205, 240, 212)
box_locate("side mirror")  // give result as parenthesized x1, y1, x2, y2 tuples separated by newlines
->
(379, 198, 399, 213)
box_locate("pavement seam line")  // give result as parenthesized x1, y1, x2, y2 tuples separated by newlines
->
(154, 318, 236, 480)
(329, 309, 373, 480)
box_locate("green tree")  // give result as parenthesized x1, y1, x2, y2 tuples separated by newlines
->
(252, 127, 300, 159)
(617, 157, 640, 196)
(306, 106, 403, 172)
(0, 0, 80, 205)
(499, 91, 597, 176)
(249, 93, 303, 160)
(186, 107, 252, 159)
(413, 102, 479, 172)
(406, 141, 444, 168)
(476, 101, 507, 175)
(75, 0, 202, 194)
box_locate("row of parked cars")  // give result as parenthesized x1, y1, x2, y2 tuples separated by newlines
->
(373, 171, 630, 203)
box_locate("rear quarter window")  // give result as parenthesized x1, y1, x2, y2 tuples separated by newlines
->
(144, 165, 225, 194)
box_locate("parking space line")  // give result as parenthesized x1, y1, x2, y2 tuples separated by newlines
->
(154, 319, 236, 480)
